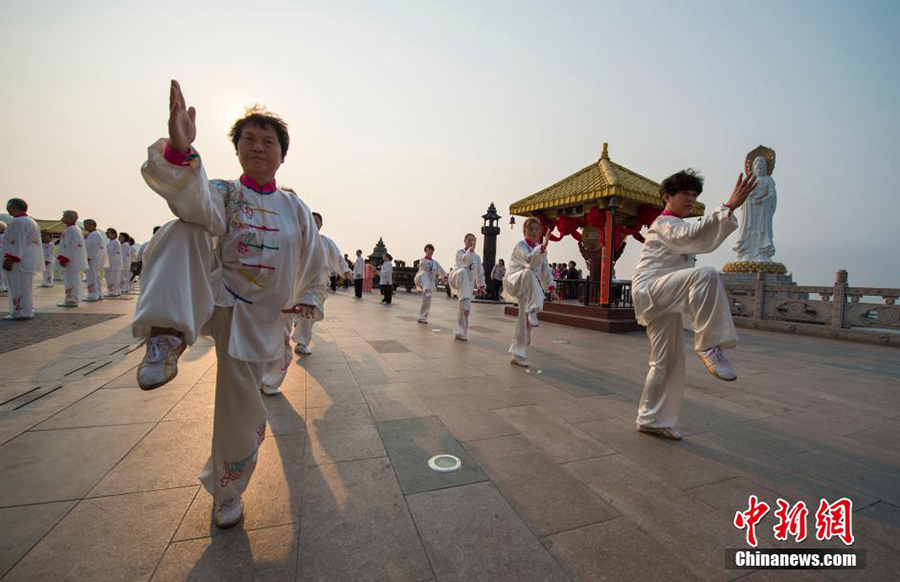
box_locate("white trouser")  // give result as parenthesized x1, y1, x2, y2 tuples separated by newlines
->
(86, 268, 103, 300)
(132, 220, 215, 345)
(516, 273, 545, 315)
(0, 270, 7, 292)
(454, 297, 471, 337)
(106, 270, 120, 295)
(508, 300, 532, 359)
(199, 305, 269, 506)
(292, 316, 313, 348)
(419, 290, 432, 321)
(42, 265, 53, 286)
(261, 321, 294, 391)
(119, 268, 130, 294)
(6, 269, 35, 318)
(63, 265, 81, 304)
(635, 266, 737, 428)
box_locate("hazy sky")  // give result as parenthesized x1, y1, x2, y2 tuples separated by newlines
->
(2, 0, 898, 287)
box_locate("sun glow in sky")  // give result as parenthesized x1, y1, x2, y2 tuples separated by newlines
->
(2, 0, 898, 286)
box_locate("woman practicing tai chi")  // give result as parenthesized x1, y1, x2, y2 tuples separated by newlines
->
(632, 168, 756, 440)
(133, 80, 326, 527)
(448, 233, 485, 341)
(415, 244, 447, 324)
(503, 217, 555, 367)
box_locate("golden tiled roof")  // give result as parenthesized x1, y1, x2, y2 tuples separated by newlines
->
(510, 143, 704, 217)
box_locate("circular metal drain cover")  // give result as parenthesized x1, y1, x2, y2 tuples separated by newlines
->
(428, 454, 462, 472)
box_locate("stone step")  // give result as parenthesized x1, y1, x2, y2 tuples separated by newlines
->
(504, 305, 643, 333)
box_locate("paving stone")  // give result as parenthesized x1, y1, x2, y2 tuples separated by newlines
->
(0, 500, 76, 578)
(88, 419, 212, 497)
(361, 383, 435, 421)
(465, 435, 620, 536)
(565, 454, 746, 581)
(367, 339, 412, 353)
(154, 524, 299, 581)
(299, 457, 432, 582)
(305, 405, 386, 465)
(376, 416, 488, 494)
(436, 411, 519, 441)
(533, 365, 615, 397)
(306, 373, 365, 408)
(174, 433, 305, 540)
(4, 487, 196, 582)
(0, 423, 153, 506)
(493, 405, 615, 463)
(544, 518, 702, 582)
(782, 448, 900, 506)
(406, 481, 569, 582)
(264, 387, 307, 435)
(33, 384, 191, 430)
(855, 502, 900, 553)
(576, 416, 740, 489)
(163, 381, 216, 421)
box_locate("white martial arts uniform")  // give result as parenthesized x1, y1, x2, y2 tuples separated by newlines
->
(133, 138, 326, 506)
(448, 249, 485, 338)
(84, 230, 108, 301)
(41, 241, 54, 287)
(261, 234, 349, 391)
(57, 225, 87, 306)
(120, 242, 132, 293)
(414, 257, 447, 322)
(0, 230, 7, 293)
(2, 215, 43, 319)
(106, 238, 123, 296)
(503, 240, 553, 359)
(632, 206, 739, 429)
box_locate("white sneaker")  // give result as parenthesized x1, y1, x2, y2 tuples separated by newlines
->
(215, 499, 243, 528)
(104, 292, 120, 298)
(294, 344, 312, 355)
(697, 347, 737, 381)
(56, 301, 77, 307)
(455, 334, 467, 342)
(260, 383, 280, 396)
(637, 426, 683, 440)
(509, 355, 530, 368)
(137, 335, 186, 390)
(83, 297, 99, 302)
(528, 311, 540, 327)
(417, 318, 428, 324)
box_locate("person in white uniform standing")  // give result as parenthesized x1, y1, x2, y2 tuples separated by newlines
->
(2, 198, 43, 319)
(0, 222, 8, 294)
(352, 249, 365, 298)
(119, 233, 132, 295)
(83, 219, 108, 302)
(503, 217, 555, 367)
(56, 210, 87, 307)
(448, 233, 485, 341)
(132, 80, 325, 528)
(41, 233, 55, 287)
(632, 168, 756, 440)
(379, 253, 394, 305)
(105, 228, 123, 297)
(414, 244, 447, 324)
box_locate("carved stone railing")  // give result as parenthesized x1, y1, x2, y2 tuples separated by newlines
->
(725, 270, 899, 347)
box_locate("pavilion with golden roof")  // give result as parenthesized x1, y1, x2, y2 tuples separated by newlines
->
(508, 143, 704, 329)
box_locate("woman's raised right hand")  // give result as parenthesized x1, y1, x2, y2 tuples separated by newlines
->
(168, 80, 196, 153)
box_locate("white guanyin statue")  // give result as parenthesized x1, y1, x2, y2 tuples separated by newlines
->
(733, 146, 777, 262)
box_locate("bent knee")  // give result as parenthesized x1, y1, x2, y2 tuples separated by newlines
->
(694, 266, 719, 282)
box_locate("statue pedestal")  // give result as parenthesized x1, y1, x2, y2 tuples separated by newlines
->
(720, 263, 805, 299)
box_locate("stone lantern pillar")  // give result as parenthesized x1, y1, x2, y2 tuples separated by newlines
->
(481, 203, 501, 283)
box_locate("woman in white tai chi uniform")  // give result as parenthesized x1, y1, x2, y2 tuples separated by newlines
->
(632, 169, 756, 440)
(448, 233, 485, 341)
(104, 228, 122, 297)
(379, 253, 394, 305)
(0, 222, 7, 294)
(119, 233, 132, 295)
(133, 80, 326, 527)
(83, 219, 108, 302)
(503, 217, 555, 367)
(56, 210, 87, 307)
(2, 198, 42, 319)
(41, 233, 55, 287)
(415, 244, 447, 324)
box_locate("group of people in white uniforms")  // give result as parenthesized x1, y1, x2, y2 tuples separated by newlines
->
(129, 79, 754, 529)
(2, 198, 43, 319)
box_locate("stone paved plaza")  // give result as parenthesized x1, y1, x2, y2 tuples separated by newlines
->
(1, 284, 898, 581)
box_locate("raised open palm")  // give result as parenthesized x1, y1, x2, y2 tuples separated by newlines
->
(727, 172, 758, 210)
(168, 80, 196, 153)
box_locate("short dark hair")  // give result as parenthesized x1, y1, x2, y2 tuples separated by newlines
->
(107, 228, 118, 237)
(464, 233, 476, 240)
(424, 243, 434, 252)
(384, 253, 393, 261)
(83, 219, 97, 227)
(356, 249, 362, 255)
(659, 168, 704, 202)
(312, 212, 322, 223)
(120, 232, 130, 240)
(229, 106, 290, 158)
(7, 198, 27, 212)
(152, 226, 161, 234)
